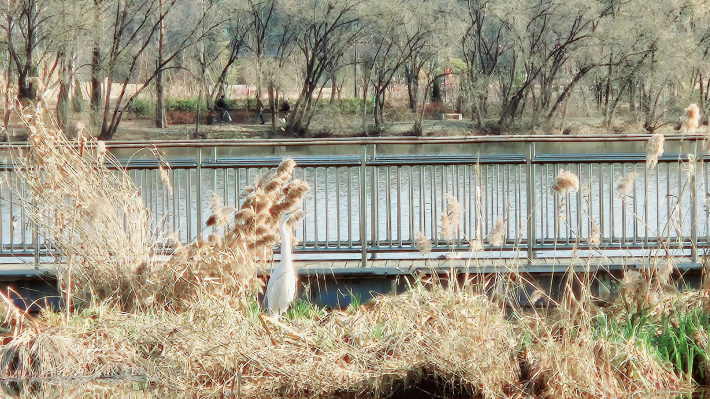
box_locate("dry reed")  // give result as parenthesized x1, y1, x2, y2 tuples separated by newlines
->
(10, 106, 308, 312)
(487, 218, 505, 246)
(11, 102, 153, 311)
(646, 133, 665, 169)
(616, 172, 639, 198)
(0, 111, 701, 399)
(551, 169, 579, 194)
(682, 103, 700, 134)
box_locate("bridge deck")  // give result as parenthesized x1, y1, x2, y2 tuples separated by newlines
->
(0, 255, 701, 279)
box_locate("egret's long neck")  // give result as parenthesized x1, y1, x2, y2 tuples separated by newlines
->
(279, 222, 293, 269)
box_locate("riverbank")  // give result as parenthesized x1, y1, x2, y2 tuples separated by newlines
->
(0, 279, 705, 398)
(109, 116, 690, 141)
(4, 112, 691, 142)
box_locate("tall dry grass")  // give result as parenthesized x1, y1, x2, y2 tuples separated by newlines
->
(10, 103, 309, 312)
(0, 105, 705, 398)
(11, 107, 152, 313)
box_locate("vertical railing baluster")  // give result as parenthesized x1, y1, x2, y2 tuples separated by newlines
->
(409, 166, 414, 246)
(336, 166, 341, 248)
(526, 142, 536, 260)
(360, 145, 368, 267)
(348, 167, 352, 248)
(195, 147, 202, 240)
(691, 141, 698, 261)
(386, 166, 392, 247)
(397, 166, 402, 247)
(371, 146, 378, 250)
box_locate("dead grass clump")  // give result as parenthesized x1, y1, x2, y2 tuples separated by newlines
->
(0, 330, 82, 378)
(0, 277, 699, 398)
(521, 332, 683, 398)
(132, 286, 520, 397)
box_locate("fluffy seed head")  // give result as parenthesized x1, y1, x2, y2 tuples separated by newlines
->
(488, 218, 505, 247)
(683, 104, 700, 134)
(617, 172, 639, 198)
(415, 231, 431, 254)
(621, 270, 648, 299)
(646, 133, 665, 170)
(587, 220, 601, 246)
(551, 169, 579, 194)
(469, 239, 483, 252)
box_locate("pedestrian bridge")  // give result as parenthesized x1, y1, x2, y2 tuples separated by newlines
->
(0, 135, 708, 269)
(1, 134, 708, 307)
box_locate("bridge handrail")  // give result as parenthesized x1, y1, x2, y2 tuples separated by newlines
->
(0, 135, 706, 267)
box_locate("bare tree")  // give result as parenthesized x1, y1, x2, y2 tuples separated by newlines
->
(95, 0, 225, 140)
(2, 0, 57, 102)
(361, 0, 443, 133)
(283, 0, 366, 137)
(459, 0, 510, 127)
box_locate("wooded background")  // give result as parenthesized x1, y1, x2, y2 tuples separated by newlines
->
(2, 0, 707, 138)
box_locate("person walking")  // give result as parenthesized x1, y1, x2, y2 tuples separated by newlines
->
(255, 95, 265, 124)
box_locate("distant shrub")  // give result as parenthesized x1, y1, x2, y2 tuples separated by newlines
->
(166, 98, 208, 113)
(225, 98, 246, 109)
(127, 98, 152, 118)
(312, 98, 373, 114)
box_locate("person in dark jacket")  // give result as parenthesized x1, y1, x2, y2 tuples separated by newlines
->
(279, 99, 291, 123)
(255, 95, 265, 124)
(214, 95, 231, 122)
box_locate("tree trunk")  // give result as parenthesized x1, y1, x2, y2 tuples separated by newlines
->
(155, 62, 166, 128)
(373, 88, 383, 132)
(18, 2, 37, 102)
(330, 75, 337, 104)
(57, 55, 72, 132)
(269, 83, 276, 136)
(90, 39, 102, 129)
(3, 50, 10, 134)
(407, 76, 417, 111)
(155, 0, 166, 128)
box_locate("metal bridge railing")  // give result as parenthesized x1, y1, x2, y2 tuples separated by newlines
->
(0, 135, 706, 265)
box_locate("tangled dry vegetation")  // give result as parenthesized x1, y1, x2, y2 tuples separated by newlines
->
(0, 110, 707, 398)
(8, 104, 309, 313)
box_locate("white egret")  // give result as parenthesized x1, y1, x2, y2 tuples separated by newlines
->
(263, 211, 296, 316)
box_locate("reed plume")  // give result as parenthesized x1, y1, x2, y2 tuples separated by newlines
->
(487, 218, 505, 246)
(160, 158, 309, 310)
(552, 169, 579, 194)
(415, 231, 431, 254)
(438, 194, 461, 242)
(616, 172, 639, 198)
(646, 133, 664, 169)
(682, 103, 700, 134)
(587, 220, 601, 246)
(12, 101, 152, 311)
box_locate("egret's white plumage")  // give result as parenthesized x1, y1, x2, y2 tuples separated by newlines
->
(263, 211, 296, 316)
